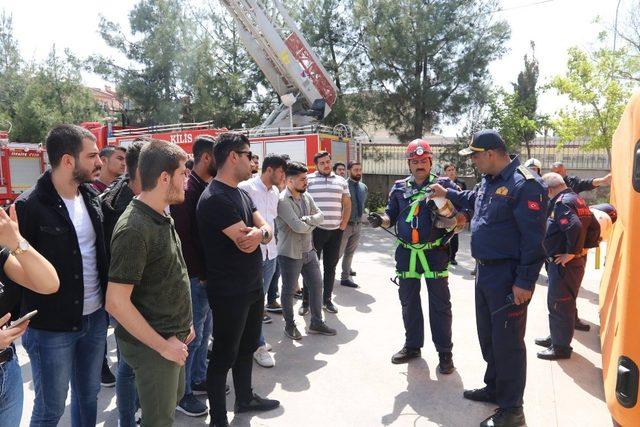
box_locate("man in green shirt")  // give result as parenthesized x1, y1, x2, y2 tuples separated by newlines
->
(106, 139, 194, 427)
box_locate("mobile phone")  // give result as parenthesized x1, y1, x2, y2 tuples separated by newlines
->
(8, 310, 38, 329)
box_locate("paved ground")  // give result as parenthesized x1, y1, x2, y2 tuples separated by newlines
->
(18, 228, 611, 426)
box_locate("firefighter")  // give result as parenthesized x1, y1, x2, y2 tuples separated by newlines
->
(367, 139, 465, 374)
(430, 130, 548, 427)
(535, 172, 595, 360)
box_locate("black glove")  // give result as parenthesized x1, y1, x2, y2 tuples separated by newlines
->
(368, 212, 383, 228)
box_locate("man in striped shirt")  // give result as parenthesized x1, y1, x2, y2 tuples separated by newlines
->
(300, 151, 351, 314)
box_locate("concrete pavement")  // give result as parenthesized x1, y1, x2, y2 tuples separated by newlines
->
(17, 228, 611, 426)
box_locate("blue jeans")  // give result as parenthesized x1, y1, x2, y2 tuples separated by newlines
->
(184, 277, 212, 395)
(267, 259, 280, 304)
(116, 346, 138, 427)
(0, 350, 23, 426)
(22, 308, 108, 427)
(258, 258, 277, 347)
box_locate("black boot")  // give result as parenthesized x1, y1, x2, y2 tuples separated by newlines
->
(480, 407, 526, 427)
(574, 318, 590, 331)
(463, 387, 497, 404)
(537, 345, 572, 360)
(438, 352, 455, 374)
(534, 336, 552, 347)
(234, 393, 280, 413)
(391, 347, 421, 364)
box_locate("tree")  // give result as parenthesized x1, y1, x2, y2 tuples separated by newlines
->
(512, 42, 543, 158)
(352, 0, 510, 142)
(0, 11, 26, 127)
(549, 45, 634, 162)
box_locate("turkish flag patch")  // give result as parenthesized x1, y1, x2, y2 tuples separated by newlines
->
(527, 201, 540, 211)
(559, 218, 569, 225)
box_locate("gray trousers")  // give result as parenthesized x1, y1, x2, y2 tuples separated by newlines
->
(339, 222, 362, 280)
(279, 251, 323, 327)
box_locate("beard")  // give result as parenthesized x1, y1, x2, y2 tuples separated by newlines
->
(73, 164, 99, 184)
(296, 186, 307, 193)
(166, 179, 185, 205)
(351, 175, 362, 181)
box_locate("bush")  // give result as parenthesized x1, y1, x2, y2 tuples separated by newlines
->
(366, 191, 388, 213)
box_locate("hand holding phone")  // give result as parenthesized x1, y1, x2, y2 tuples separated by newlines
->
(8, 310, 38, 329)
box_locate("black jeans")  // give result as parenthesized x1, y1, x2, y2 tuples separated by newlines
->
(303, 227, 344, 305)
(206, 287, 263, 422)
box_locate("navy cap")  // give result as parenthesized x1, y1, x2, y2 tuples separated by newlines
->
(459, 129, 506, 156)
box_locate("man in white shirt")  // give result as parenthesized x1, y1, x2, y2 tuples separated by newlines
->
(239, 154, 288, 368)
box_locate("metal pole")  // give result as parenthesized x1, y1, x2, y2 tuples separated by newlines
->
(614, 0, 623, 50)
(289, 106, 293, 129)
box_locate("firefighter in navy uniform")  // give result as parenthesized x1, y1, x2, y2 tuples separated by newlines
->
(430, 130, 548, 427)
(534, 172, 597, 360)
(367, 139, 466, 374)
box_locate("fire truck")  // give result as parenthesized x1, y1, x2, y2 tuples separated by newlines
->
(0, 123, 47, 205)
(85, 0, 359, 169)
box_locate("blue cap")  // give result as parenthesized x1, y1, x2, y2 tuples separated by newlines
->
(459, 129, 506, 156)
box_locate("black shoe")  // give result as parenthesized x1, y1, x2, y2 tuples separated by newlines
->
(391, 347, 421, 364)
(575, 318, 591, 331)
(323, 301, 339, 314)
(450, 259, 458, 265)
(340, 279, 359, 288)
(284, 323, 302, 340)
(480, 407, 526, 427)
(350, 270, 356, 276)
(438, 352, 455, 374)
(534, 336, 552, 348)
(234, 393, 280, 413)
(209, 416, 229, 427)
(307, 321, 337, 336)
(101, 359, 116, 387)
(463, 387, 497, 404)
(537, 345, 572, 360)
(177, 393, 208, 417)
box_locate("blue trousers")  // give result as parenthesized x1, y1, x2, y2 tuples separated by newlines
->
(0, 351, 23, 426)
(547, 257, 586, 347)
(185, 277, 213, 395)
(476, 261, 528, 409)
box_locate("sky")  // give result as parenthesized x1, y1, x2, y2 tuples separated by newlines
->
(0, 0, 628, 135)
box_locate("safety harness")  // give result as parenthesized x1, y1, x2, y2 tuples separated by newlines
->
(394, 176, 450, 281)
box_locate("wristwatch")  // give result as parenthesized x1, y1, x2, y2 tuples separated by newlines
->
(261, 228, 271, 243)
(10, 239, 29, 256)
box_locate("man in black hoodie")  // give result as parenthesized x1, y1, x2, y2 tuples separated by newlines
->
(100, 139, 146, 427)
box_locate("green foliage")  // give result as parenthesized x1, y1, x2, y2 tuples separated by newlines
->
(365, 191, 388, 213)
(549, 46, 635, 155)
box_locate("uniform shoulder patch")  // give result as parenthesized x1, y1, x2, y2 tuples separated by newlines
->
(516, 165, 535, 181)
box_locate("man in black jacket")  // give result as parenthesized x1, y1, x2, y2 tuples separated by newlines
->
(15, 124, 109, 426)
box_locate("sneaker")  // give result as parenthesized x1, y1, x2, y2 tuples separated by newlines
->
(298, 304, 309, 316)
(307, 321, 337, 336)
(463, 387, 497, 404)
(340, 279, 359, 288)
(293, 289, 303, 300)
(262, 314, 272, 324)
(176, 393, 208, 417)
(253, 346, 275, 367)
(284, 323, 302, 340)
(234, 393, 280, 413)
(192, 381, 207, 396)
(265, 301, 283, 313)
(391, 347, 421, 364)
(480, 407, 525, 427)
(323, 301, 338, 314)
(101, 359, 116, 387)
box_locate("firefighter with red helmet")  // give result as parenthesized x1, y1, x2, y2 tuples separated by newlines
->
(368, 138, 466, 373)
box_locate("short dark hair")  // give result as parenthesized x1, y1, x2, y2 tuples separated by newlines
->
(443, 163, 455, 171)
(213, 133, 250, 168)
(332, 162, 346, 172)
(138, 139, 188, 191)
(285, 161, 308, 177)
(185, 159, 194, 170)
(313, 150, 331, 164)
(192, 135, 216, 163)
(261, 155, 288, 174)
(100, 146, 126, 159)
(125, 139, 146, 181)
(347, 160, 361, 170)
(45, 124, 96, 168)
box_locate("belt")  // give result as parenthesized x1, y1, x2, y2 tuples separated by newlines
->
(477, 258, 516, 266)
(0, 345, 15, 365)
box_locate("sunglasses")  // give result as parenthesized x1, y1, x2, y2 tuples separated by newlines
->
(234, 150, 253, 160)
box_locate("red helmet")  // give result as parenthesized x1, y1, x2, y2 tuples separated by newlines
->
(406, 139, 433, 160)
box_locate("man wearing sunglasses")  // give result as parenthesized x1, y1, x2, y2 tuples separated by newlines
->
(430, 129, 548, 427)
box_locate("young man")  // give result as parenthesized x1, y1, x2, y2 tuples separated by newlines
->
(276, 161, 337, 340)
(106, 139, 194, 427)
(100, 139, 146, 427)
(197, 133, 279, 427)
(15, 124, 109, 426)
(302, 151, 351, 314)
(339, 161, 367, 288)
(93, 146, 126, 193)
(251, 153, 260, 177)
(171, 135, 217, 416)
(443, 163, 467, 265)
(332, 162, 346, 178)
(239, 154, 288, 368)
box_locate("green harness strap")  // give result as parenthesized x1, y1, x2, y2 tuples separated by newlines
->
(396, 238, 449, 280)
(404, 174, 436, 224)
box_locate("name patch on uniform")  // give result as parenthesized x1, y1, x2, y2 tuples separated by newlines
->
(495, 186, 509, 196)
(527, 201, 540, 211)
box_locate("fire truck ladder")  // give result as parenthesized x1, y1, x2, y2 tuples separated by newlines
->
(219, 0, 339, 128)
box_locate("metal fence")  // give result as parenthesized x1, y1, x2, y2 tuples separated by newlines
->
(361, 137, 610, 176)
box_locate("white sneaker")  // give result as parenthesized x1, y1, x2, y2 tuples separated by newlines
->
(253, 346, 275, 368)
(264, 342, 272, 352)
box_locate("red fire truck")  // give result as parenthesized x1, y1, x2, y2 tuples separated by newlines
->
(0, 125, 47, 205)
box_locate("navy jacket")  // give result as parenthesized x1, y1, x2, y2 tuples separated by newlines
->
(544, 188, 592, 256)
(15, 170, 108, 331)
(446, 157, 548, 290)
